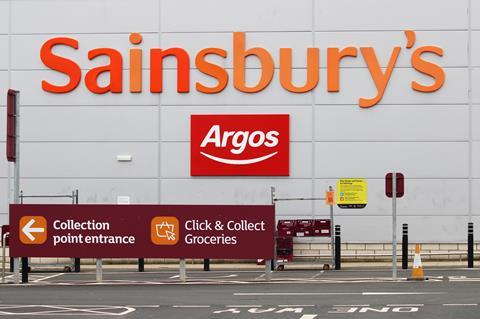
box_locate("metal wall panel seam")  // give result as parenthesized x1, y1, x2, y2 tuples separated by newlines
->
(468, 0, 473, 221)
(6, 0, 11, 210)
(158, 0, 163, 204)
(310, 0, 316, 218)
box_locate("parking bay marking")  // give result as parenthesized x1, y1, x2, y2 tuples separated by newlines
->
(0, 305, 135, 316)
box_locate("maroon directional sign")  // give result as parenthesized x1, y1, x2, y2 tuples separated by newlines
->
(9, 204, 275, 259)
(385, 173, 404, 198)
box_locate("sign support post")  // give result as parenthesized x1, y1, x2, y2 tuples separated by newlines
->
(8, 90, 21, 284)
(328, 186, 335, 268)
(96, 258, 102, 282)
(392, 172, 397, 280)
(270, 186, 276, 272)
(386, 172, 403, 280)
(265, 259, 272, 281)
(179, 259, 186, 282)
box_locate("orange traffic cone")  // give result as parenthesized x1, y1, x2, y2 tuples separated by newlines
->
(409, 243, 425, 281)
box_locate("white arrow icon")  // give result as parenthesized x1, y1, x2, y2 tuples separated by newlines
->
(165, 230, 176, 241)
(22, 218, 45, 241)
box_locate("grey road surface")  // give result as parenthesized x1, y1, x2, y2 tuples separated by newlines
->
(0, 268, 479, 319)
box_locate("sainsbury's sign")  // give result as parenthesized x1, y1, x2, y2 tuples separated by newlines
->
(40, 30, 444, 108)
(191, 114, 289, 176)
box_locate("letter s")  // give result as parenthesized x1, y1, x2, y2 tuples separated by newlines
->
(265, 131, 279, 147)
(40, 37, 81, 93)
(411, 46, 445, 92)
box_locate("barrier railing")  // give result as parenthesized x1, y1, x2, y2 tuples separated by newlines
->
(2, 232, 9, 283)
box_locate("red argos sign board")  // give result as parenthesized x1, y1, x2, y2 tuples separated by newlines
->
(191, 114, 289, 176)
(9, 204, 275, 259)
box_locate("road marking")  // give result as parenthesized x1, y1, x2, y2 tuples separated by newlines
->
(443, 304, 478, 306)
(362, 292, 447, 296)
(32, 273, 65, 283)
(233, 292, 362, 296)
(278, 305, 315, 307)
(125, 305, 159, 308)
(0, 305, 135, 316)
(387, 304, 424, 307)
(225, 305, 263, 308)
(311, 271, 324, 279)
(234, 292, 446, 296)
(334, 304, 370, 307)
(172, 305, 211, 308)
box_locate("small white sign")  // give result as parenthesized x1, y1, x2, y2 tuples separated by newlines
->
(117, 196, 130, 205)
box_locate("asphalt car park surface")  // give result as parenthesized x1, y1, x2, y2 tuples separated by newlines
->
(1, 268, 480, 318)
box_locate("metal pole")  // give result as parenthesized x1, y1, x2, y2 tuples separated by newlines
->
(73, 189, 80, 272)
(21, 257, 28, 283)
(96, 258, 102, 282)
(392, 172, 397, 280)
(179, 259, 186, 282)
(265, 259, 272, 281)
(334, 225, 341, 270)
(402, 223, 408, 270)
(203, 259, 210, 271)
(12, 92, 20, 284)
(74, 258, 81, 273)
(13, 258, 19, 284)
(468, 222, 474, 268)
(329, 186, 335, 268)
(271, 186, 277, 271)
(138, 258, 145, 272)
(2, 233, 8, 283)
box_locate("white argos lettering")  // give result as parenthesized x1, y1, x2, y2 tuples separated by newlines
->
(200, 125, 279, 154)
(199, 125, 280, 165)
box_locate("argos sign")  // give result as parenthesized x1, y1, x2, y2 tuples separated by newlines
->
(191, 114, 289, 176)
(40, 31, 445, 108)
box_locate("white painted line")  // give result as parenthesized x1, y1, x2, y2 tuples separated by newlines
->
(443, 304, 478, 306)
(233, 292, 362, 296)
(172, 305, 211, 308)
(32, 273, 64, 283)
(0, 305, 135, 316)
(333, 304, 370, 307)
(311, 271, 324, 279)
(125, 305, 159, 308)
(169, 275, 180, 279)
(254, 274, 265, 280)
(278, 305, 315, 307)
(225, 305, 263, 308)
(362, 292, 447, 296)
(235, 291, 446, 296)
(387, 304, 424, 307)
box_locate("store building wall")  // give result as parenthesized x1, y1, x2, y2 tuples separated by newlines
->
(0, 0, 479, 243)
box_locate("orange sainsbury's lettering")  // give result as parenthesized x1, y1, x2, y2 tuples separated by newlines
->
(41, 37, 81, 93)
(233, 32, 274, 93)
(359, 46, 401, 108)
(150, 47, 190, 93)
(411, 46, 445, 92)
(85, 48, 123, 94)
(280, 48, 319, 93)
(195, 48, 228, 94)
(39, 31, 446, 107)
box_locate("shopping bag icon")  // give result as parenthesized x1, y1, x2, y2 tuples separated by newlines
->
(151, 217, 179, 245)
